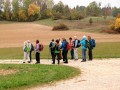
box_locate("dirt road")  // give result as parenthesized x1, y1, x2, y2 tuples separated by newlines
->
(0, 59, 120, 90)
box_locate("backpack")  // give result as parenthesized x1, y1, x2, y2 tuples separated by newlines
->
(77, 40, 81, 48)
(26, 45, 31, 52)
(91, 39, 96, 48)
(51, 42, 55, 50)
(55, 44, 60, 54)
(39, 44, 44, 51)
(84, 40, 88, 48)
(31, 44, 34, 51)
(66, 42, 71, 50)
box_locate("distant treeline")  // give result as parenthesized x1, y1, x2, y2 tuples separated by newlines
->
(0, 0, 120, 21)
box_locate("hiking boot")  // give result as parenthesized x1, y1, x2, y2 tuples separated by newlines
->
(81, 59, 86, 62)
(28, 61, 31, 63)
(64, 62, 68, 64)
(74, 59, 78, 60)
(35, 62, 40, 64)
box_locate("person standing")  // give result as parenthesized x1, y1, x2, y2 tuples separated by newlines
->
(87, 36, 94, 61)
(49, 39, 55, 61)
(80, 36, 87, 62)
(61, 38, 68, 63)
(27, 40, 34, 63)
(73, 36, 79, 60)
(58, 38, 62, 60)
(35, 40, 40, 64)
(69, 37, 74, 60)
(53, 39, 61, 64)
(23, 41, 31, 63)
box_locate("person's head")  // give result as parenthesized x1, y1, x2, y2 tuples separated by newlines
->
(62, 38, 66, 42)
(52, 39, 54, 42)
(36, 40, 39, 44)
(82, 35, 86, 39)
(88, 36, 91, 40)
(27, 40, 30, 43)
(74, 36, 77, 40)
(56, 39, 59, 44)
(58, 38, 60, 41)
(69, 37, 72, 41)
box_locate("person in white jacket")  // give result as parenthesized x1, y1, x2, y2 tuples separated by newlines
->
(23, 41, 31, 63)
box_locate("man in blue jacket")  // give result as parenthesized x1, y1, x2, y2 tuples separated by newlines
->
(61, 38, 68, 63)
(80, 36, 87, 62)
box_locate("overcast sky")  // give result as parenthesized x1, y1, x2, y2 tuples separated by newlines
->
(53, 0, 120, 8)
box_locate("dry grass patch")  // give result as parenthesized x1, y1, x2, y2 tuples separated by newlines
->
(0, 69, 18, 76)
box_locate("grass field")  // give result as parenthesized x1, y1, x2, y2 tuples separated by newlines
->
(34, 18, 57, 26)
(0, 64, 80, 90)
(0, 42, 120, 59)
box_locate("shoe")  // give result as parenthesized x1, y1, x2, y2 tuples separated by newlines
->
(74, 59, 78, 60)
(81, 60, 86, 62)
(28, 61, 31, 63)
(35, 62, 40, 64)
(64, 62, 68, 64)
(23, 62, 25, 63)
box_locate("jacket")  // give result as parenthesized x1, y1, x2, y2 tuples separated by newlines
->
(80, 38, 87, 50)
(61, 41, 67, 51)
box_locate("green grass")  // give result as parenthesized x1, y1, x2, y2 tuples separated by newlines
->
(0, 21, 15, 24)
(0, 42, 120, 59)
(80, 16, 115, 23)
(34, 18, 57, 26)
(0, 64, 80, 90)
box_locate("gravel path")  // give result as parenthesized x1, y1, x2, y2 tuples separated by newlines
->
(0, 59, 120, 90)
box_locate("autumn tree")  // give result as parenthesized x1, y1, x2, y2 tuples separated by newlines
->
(28, 3, 40, 21)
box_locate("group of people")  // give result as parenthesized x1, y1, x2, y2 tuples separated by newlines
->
(23, 40, 41, 64)
(23, 35, 96, 64)
(49, 35, 96, 64)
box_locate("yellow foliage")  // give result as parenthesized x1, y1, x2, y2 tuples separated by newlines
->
(18, 9, 27, 21)
(114, 18, 120, 30)
(28, 4, 40, 16)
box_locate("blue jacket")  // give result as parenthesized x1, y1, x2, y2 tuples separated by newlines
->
(80, 38, 87, 50)
(61, 41, 67, 51)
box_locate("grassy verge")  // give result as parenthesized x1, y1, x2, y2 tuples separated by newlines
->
(0, 21, 15, 24)
(0, 42, 120, 59)
(34, 18, 57, 26)
(0, 64, 80, 90)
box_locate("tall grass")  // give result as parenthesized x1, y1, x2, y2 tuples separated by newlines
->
(0, 42, 120, 59)
(0, 64, 80, 90)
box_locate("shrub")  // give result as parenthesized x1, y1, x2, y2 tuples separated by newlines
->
(114, 18, 120, 32)
(110, 16, 120, 33)
(52, 23, 69, 31)
(117, 13, 120, 18)
(89, 18, 93, 25)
